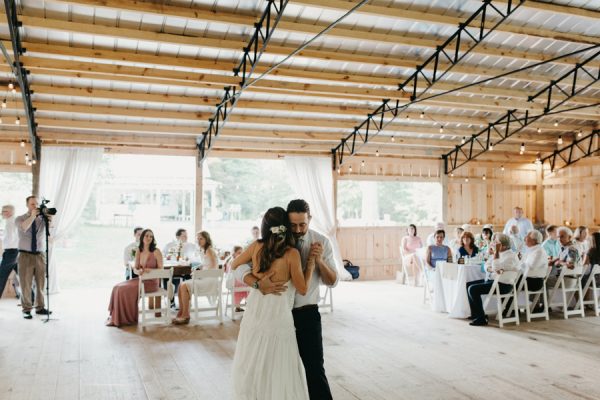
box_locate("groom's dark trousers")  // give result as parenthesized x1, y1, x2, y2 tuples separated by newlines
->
(292, 304, 333, 400)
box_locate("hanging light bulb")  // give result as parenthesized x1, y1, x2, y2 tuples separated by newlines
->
(27, 160, 32, 167)
(501, 165, 505, 172)
(439, 125, 444, 134)
(537, 127, 541, 134)
(20, 139, 25, 147)
(520, 143, 525, 154)
(489, 142, 494, 151)
(420, 111, 424, 119)
(11, 87, 16, 94)
(349, 165, 353, 173)
(391, 136, 395, 142)
(578, 130, 583, 137)
(361, 160, 365, 168)
(557, 136, 563, 145)
(461, 137, 466, 144)
(450, 172, 454, 177)
(482, 174, 486, 181)
(32, 159, 36, 165)
(554, 120, 558, 127)
(1, 99, 6, 109)
(465, 177, 469, 183)
(375, 150, 380, 157)
(337, 167, 340, 174)
(15, 116, 20, 125)
(25, 152, 29, 161)
(0, 117, 3, 124)
(8, 82, 14, 90)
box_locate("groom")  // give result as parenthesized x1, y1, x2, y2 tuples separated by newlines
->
(235, 199, 338, 400)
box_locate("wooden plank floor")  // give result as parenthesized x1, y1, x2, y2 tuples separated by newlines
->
(1, 281, 600, 400)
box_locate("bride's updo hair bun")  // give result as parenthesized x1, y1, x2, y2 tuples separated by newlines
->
(258, 207, 295, 273)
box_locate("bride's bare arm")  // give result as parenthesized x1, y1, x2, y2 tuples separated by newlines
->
(289, 248, 314, 296)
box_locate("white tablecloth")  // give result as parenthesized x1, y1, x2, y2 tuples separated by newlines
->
(432, 262, 486, 318)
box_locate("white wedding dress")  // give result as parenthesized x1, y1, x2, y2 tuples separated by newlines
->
(231, 281, 309, 400)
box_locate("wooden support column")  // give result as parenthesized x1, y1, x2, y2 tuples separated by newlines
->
(440, 160, 448, 223)
(535, 162, 544, 225)
(32, 141, 41, 196)
(194, 155, 203, 233)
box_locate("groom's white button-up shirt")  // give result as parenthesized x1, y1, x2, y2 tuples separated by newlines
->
(234, 228, 338, 307)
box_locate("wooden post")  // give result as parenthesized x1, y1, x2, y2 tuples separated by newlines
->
(535, 162, 544, 225)
(440, 160, 448, 223)
(194, 155, 203, 233)
(32, 141, 41, 197)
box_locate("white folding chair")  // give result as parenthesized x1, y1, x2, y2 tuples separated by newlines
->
(138, 268, 172, 327)
(224, 272, 251, 321)
(582, 264, 600, 317)
(416, 256, 433, 304)
(398, 246, 410, 285)
(483, 270, 521, 328)
(318, 285, 334, 312)
(190, 269, 224, 323)
(509, 267, 551, 322)
(549, 264, 585, 319)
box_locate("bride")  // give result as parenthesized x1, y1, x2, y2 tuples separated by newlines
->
(231, 206, 315, 400)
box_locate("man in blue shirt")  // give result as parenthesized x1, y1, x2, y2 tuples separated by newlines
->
(542, 225, 561, 260)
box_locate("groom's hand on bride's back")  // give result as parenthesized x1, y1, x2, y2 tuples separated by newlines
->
(258, 271, 288, 296)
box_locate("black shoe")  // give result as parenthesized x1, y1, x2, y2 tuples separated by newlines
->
(23, 311, 32, 319)
(467, 315, 476, 320)
(469, 317, 488, 326)
(35, 308, 52, 315)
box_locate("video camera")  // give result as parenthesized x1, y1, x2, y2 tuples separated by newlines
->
(38, 199, 57, 217)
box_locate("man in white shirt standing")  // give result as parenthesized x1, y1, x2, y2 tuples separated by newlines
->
(467, 233, 520, 326)
(503, 206, 533, 240)
(234, 199, 338, 400)
(0, 205, 19, 298)
(123, 226, 143, 280)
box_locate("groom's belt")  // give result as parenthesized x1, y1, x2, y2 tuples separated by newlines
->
(292, 304, 318, 312)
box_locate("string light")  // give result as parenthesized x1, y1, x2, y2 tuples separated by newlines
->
(554, 121, 558, 127)
(349, 165, 353, 173)
(557, 136, 563, 145)
(520, 143, 525, 154)
(337, 167, 340, 174)
(464, 177, 469, 183)
(32, 159, 36, 165)
(20, 140, 25, 147)
(501, 165, 505, 171)
(578, 130, 583, 137)
(489, 142, 494, 151)
(450, 172, 454, 177)
(11, 87, 16, 94)
(482, 174, 486, 181)
(8, 83, 14, 90)
(420, 111, 424, 119)
(439, 125, 444, 134)
(0, 117, 3, 124)
(391, 136, 395, 142)
(25, 152, 29, 161)
(1, 99, 6, 109)
(375, 150, 380, 157)
(461, 137, 466, 144)
(15, 116, 20, 125)
(537, 127, 541, 133)
(361, 160, 365, 168)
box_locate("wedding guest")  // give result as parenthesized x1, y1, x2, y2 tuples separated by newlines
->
(504, 230, 548, 314)
(542, 225, 561, 260)
(163, 228, 198, 259)
(448, 227, 464, 255)
(583, 232, 600, 288)
(503, 206, 533, 239)
(475, 226, 493, 254)
(426, 230, 452, 280)
(426, 222, 449, 246)
(547, 227, 581, 290)
(400, 224, 424, 285)
(245, 226, 261, 246)
(574, 226, 590, 255)
(0, 205, 18, 298)
(123, 226, 143, 280)
(224, 245, 248, 312)
(172, 231, 219, 325)
(508, 225, 525, 255)
(107, 229, 163, 327)
(467, 234, 519, 326)
(458, 231, 479, 259)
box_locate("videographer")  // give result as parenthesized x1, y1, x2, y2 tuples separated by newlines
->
(15, 196, 52, 319)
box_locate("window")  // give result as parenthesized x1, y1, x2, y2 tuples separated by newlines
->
(0, 172, 32, 215)
(337, 180, 442, 226)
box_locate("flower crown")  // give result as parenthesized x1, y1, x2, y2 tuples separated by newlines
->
(270, 225, 287, 236)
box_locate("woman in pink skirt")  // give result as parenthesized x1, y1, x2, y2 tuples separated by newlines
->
(106, 229, 163, 327)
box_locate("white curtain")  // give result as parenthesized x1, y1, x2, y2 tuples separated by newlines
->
(40, 147, 103, 293)
(285, 157, 351, 281)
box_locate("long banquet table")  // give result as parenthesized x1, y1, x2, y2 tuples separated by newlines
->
(432, 261, 486, 319)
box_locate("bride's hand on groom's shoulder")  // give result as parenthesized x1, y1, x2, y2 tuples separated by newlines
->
(257, 270, 288, 296)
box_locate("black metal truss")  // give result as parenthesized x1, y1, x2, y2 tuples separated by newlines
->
(197, 0, 288, 162)
(331, 0, 525, 170)
(541, 129, 600, 172)
(3, 0, 38, 157)
(444, 49, 600, 174)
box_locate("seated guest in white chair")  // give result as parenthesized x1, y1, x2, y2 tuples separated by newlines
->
(425, 230, 452, 281)
(573, 226, 590, 256)
(448, 226, 464, 256)
(400, 224, 424, 286)
(504, 230, 549, 315)
(457, 231, 479, 260)
(172, 231, 219, 325)
(542, 225, 561, 260)
(163, 228, 198, 259)
(475, 226, 493, 255)
(582, 232, 600, 289)
(467, 234, 519, 326)
(224, 245, 248, 312)
(547, 227, 581, 290)
(123, 226, 143, 280)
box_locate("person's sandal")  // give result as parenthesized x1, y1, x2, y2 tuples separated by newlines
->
(172, 317, 190, 325)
